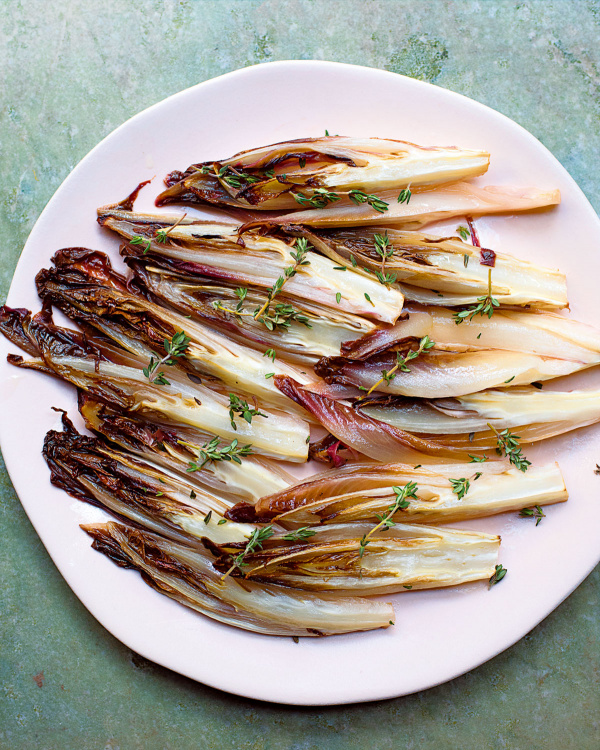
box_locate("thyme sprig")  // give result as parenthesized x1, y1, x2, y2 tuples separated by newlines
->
(449, 477, 470, 500)
(397, 187, 412, 205)
(358, 482, 418, 558)
(293, 188, 341, 209)
(349, 190, 389, 213)
(282, 527, 317, 541)
(519, 505, 545, 526)
(142, 331, 191, 385)
(259, 303, 312, 331)
(228, 394, 268, 430)
(373, 232, 397, 286)
(253, 238, 311, 325)
(219, 165, 262, 189)
(211, 287, 252, 321)
(185, 436, 253, 471)
(155, 213, 188, 243)
(489, 564, 507, 587)
(362, 335, 435, 398)
(488, 423, 531, 472)
(469, 454, 489, 463)
(130, 235, 151, 254)
(456, 225, 470, 241)
(213, 242, 311, 331)
(221, 525, 275, 580)
(454, 267, 500, 324)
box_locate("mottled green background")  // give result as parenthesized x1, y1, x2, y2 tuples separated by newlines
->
(1, 1, 599, 748)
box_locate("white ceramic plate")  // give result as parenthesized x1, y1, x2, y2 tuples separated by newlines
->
(1, 61, 600, 706)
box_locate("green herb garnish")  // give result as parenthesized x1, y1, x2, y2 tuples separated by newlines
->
(228, 394, 268, 430)
(363, 335, 434, 397)
(349, 190, 389, 213)
(130, 234, 152, 254)
(293, 188, 341, 209)
(187, 436, 253, 471)
(454, 268, 500, 324)
(358, 483, 417, 558)
(282, 527, 317, 541)
(519, 505, 545, 526)
(449, 477, 470, 500)
(397, 188, 412, 205)
(489, 564, 507, 587)
(457, 225, 470, 241)
(142, 331, 191, 385)
(488, 424, 531, 472)
(222, 525, 275, 579)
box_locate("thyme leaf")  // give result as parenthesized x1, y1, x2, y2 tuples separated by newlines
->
(457, 225, 470, 241)
(282, 527, 317, 541)
(293, 188, 341, 209)
(349, 190, 389, 213)
(372, 232, 397, 286)
(449, 477, 470, 500)
(142, 331, 191, 385)
(468, 454, 489, 463)
(130, 234, 152, 254)
(253, 238, 311, 326)
(362, 335, 435, 397)
(228, 394, 268, 430)
(397, 188, 412, 205)
(488, 424, 531, 471)
(519, 505, 545, 526)
(186, 436, 253, 471)
(489, 564, 507, 587)
(358, 482, 417, 558)
(222, 525, 275, 579)
(454, 268, 500, 324)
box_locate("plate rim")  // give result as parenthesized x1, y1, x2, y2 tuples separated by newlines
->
(1, 59, 599, 706)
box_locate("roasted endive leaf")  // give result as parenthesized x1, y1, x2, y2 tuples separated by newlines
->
(43, 412, 255, 544)
(295, 226, 567, 309)
(155, 136, 490, 210)
(362, 386, 600, 454)
(316, 305, 600, 398)
(229, 461, 567, 526)
(78, 395, 293, 502)
(83, 521, 395, 636)
(97, 204, 404, 324)
(274, 375, 469, 463)
(0, 306, 310, 462)
(37, 248, 316, 412)
(264, 183, 560, 229)
(130, 262, 376, 364)
(207, 522, 500, 595)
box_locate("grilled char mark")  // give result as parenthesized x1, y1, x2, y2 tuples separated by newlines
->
(0, 306, 41, 356)
(1, 304, 101, 363)
(83, 523, 203, 584)
(157, 146, 358, 208)
(223, 502, 272, 524)
(78, 393, 180, 453)
(43, 416, 186, 526)
(339, 315, 412, 360)
(48, 248, 130, 291)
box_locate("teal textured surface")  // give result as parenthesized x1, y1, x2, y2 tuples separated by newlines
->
(1, 1, 598, 747)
